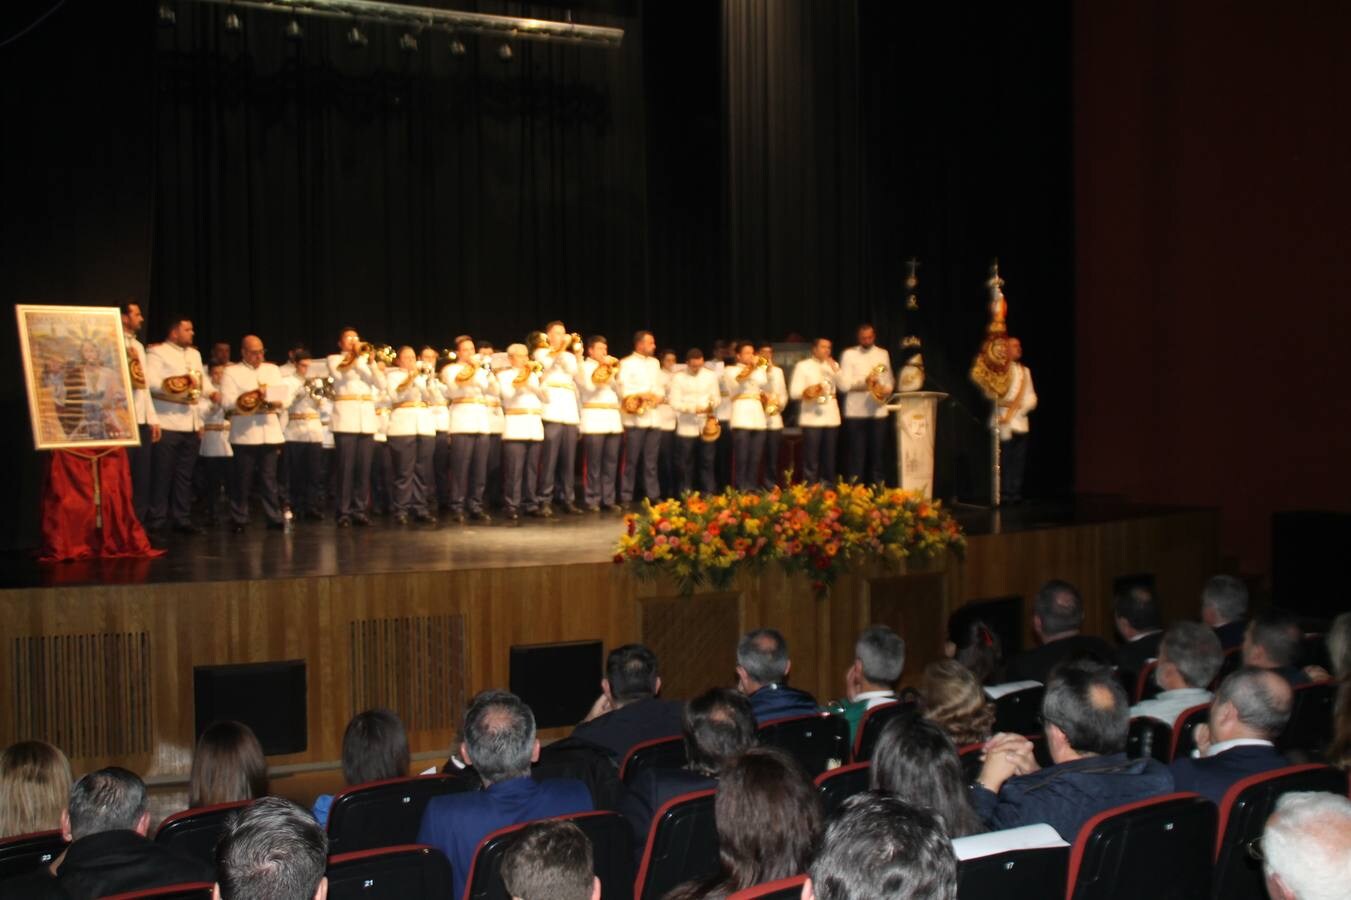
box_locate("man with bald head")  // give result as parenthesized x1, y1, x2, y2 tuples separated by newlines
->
(971, 661, 1173, 840)
(1169, 667, 1293, 805)
(221, 336, 288, 532)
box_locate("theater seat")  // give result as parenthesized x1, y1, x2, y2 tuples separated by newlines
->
(326, 844, 452, 900)
(815, 762, 871, 816)
(1276, 682, 1336, 760)
(154, 800, 252, 868)
(853, 701, 915, 761)
(727, 874, 808, 898)
(1065, 793, 1216, 900)
(0, 828, 67, 880)
(758, 712, 850, 776)
(463, 811, 634, 900)
(1169, 703, 1211, 762)
(634, 789, 718, 900)
(100, 884, 215, 900)
(958, 846, 1069, 900)
(958, 742, 985, 782)
(1212, 763, 1349, 900)
(1134, 660, 1161, 703)
(1125, 717, 1173, 763)
(993, 685, 1044, 736)
(620, 735, 688, 785)
(327, 773, 474, 854)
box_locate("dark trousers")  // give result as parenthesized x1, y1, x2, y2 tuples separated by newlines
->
(285, 441, 324, 517)
(149, 429, 200, 528)
(449, 432, 490, 514)
(130, 423, 154, 523)
(415, 433, 435, 515)
(1001, 432, 1029, 501)
(388, 435, 420, 516)
(620, 427, 661, 503)
(433, 431, 451, 509)
(582, 432, 621, 508)
(714, 423, 732, 490)
(732, 428, 767, 490)
(231, 443, 283, 526)
(658, 430, 678, 498)
(676, 436, 717, 495)
(502, 440, 542, 514)
(762, 429, 782, 490)
(539, 422, 578, 506)
(845, 417, 889, 485)
(484, 434, 503, 508)
(801, 426, 839, 484)
(371, 441, 393, 514)
(333, 432, 373, 518)
(201, 456, 234, 523)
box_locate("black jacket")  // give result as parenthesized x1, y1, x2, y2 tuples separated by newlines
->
(2, 829, 214, 900)
(1005, 634, 1118, 685)
(570, 698, 685, 763)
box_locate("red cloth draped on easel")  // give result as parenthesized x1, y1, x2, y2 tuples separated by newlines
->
(40, 448, 164, 562)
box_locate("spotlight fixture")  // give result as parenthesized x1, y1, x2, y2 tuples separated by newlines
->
(449, 37, 466, 56)
(346, 25, 368, 47)
(283, 18, 303, 40)
(157, 3, 176, 25)
(399, 32, 418, 52)
(497, 42, 512, 61)
(224, 11, 242, 32)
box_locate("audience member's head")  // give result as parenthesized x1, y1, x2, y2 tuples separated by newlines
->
(1243, 610, 1304, 671)
(340, 709, 409, 787)
(190, 720, 269, 809)
(870, 715, 983, 838)
(944, 611, 1002, 685)
(850, 625, 906, 694)
(603, 644, 661, 708)
(1327, 612, 1351, 682)
(804, 793, 957, 900)
(65, 767, 150, 841)
(0, 740, 71, 839)
(1261, 791, 1351, 900)
(1041, 662, 1130, 762)
(1113, 583, 1162, 641)
(461, 691, 538, 787)
(682, 688, 757, 777)
(919, 660, 995, 746)
(1201, 574, 1249, 628)
(1033, 580, 1085, 642)
(1208, 667, 1294, 744)
(1154, 621, 1225, 693)
(500, 820, 599, 900)
(214, 796, 328, 900)
(736, 628, 792, 693)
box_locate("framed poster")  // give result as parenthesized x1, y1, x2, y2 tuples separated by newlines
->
(16, 304, 140, 450)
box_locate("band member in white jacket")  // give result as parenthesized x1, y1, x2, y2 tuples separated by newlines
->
(723, 341, 769, 490)
(221, 335, 288, 532)
(120, 301, 159, 524)
(790, 337, 847, 484)
(497, 344, 550, 523)
(668, 349, 721, 495)
(282, 352, 328, 521)
(656, 349, 680, 498)
(576, 336, 623, 512)
(839, 323, 893, 485)
(617, 330, 664, 506)
(421, 346, 452, 511)
(535, 321, 582, 514)
(996, 337, 1037, 503)
(757, 343, 789, 490)
(327, 327, 385, 527)
(442, 335, 498, 524)
(146, 317, 214, 534)
(386, 347, 437, 525)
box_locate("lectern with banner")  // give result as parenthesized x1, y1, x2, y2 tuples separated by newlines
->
(887, 391, 947, 499)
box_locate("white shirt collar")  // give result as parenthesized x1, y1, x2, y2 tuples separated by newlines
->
(1128, 630, 1162, 643)
(1206, 737, 1274, 757)
(853, 689, 895, 702)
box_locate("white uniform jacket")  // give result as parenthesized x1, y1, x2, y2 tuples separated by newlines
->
(839, 345, 893, 420)
(441, 362, 498, 435)
(124, 336, 158, 428)
(668, 368, 721, 439)
(722, 363, 768, 430)
(221, 361, 286, 445)
(617, 353, 662, 429)
(146, 343, 213, 432)
(764, 365, 788, 431)
(283, 375, 327, 443)
(576, 359, 623, 435)
(790, 358, 846, 428)
(533, 347, 582, 426)
(497, 369, 548, 441)
(386, 369, 431, 438)
(327, 353, 385, 435)
(995, 362, 1037, 441)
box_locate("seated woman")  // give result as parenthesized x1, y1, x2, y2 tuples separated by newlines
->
(920, 659, 996, 747)
(190, 720, 268, 809)
(313, 709, 410, 827)
(945, 610, 1004, 685)
(0, 740, 71, 839)
(665, 747, 823, 899)
(871, 714, 984, 838)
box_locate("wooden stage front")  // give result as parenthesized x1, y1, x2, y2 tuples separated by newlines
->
(0, 498, 1219, 784)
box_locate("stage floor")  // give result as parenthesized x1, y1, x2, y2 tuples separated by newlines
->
(1, 495, 1201, 589)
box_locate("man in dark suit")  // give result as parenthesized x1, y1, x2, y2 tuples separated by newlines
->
(1242, 610, 1312, 688)
(215, 797, 328, 900)
(1170, 667, 1293, 806)
(1202, 573, 1250, 651)
(1004, 580, 1116, 685)
(1113, 583, 1164, 681)
(620, 687, 756, 849)
(5, 767, 214, 899)
(571, 644, 684, 763)
(735, 628, 819, 724)
(418, 691, 592, 900)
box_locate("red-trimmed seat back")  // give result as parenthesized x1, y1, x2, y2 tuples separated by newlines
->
(759, 713, 850, 776)
(326, 844, 452, 900)
(727, 874, 808, 899)
(1065, 793, 1216, 900)
(634, 789, 718, 900)
(853, 701, 915, 761)
(620, 735, 688, 785)
(327, 773, 474, 854)
(463, 811, 635, 900)
(154, 799, 252, 868)
(815, 762, 870, 817)
(1169, 704, 1212, 761)
(958, 846, 1069, 900)
(1134, 660, 1161, 703)
(1276, 682, 1336, 760)
(1126, 717, 1173, 763)
(1211, 763, 1348, 900)
(99, 883, 215, 900)
(958, 743, 985, 783)
(993, 685, 1045, 736)
(0, 828, 67, 880)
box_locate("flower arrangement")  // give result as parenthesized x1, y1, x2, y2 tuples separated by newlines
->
(615, 481, 965, 595)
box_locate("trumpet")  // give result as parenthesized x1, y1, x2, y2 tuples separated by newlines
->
(187, 369, 203, 402)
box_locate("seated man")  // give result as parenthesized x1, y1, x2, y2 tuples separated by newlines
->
(834, 624, 907, 743)
(1170, 667, 1292, 806)
(802, 793, 957, 900)
(1113, 583, 1164, 679)
(736, 628, 819, 723)
(1262, 791, 1351, 900)
(500, 820, 599, 900)
(215, 797, 328, 900)
(1130, 621, 1224, 725)
(7, 767, 214, 899)
(1004, 580, 1116, 685)
(1202, 574, 1250, 651)
(571, 643, 683, 762)
(1243, 610, 1310, 687)
(418, 690, 591, 900)
(970, 662, 1173, 841)
(620, 687, 756, 848)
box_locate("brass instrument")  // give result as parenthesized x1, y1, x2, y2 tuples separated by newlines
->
(305, 375, 335, 402)
(454, 355, 478, 383)
(371, 344, 397, 366)
(760, 391, 781, 417)
(513, 360, 544, 385)
(591, 355, 618, 385)
(187, 369, 203, 402)
(866, 363, 890, 404)
(415, 360, 435, 378)
(802, 383, 825, 402)
(700, 402, 722, 442)
(621, 393, 649, 416)
(527, 330, 549, 352)
(736, 356, 769, 382)
(569, 332, 584, 354)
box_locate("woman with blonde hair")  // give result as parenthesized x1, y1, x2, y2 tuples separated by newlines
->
(0, 741, 72, 838)
(188, 721, 268, 808)
(920, 659, 996, 746)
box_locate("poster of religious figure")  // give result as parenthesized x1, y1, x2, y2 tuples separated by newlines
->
(16, 304, 140, 450)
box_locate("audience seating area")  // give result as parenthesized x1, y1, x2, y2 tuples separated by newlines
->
(326, 773, 473, 855)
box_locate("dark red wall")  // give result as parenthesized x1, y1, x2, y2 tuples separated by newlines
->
(1074, 1, 1351, 575)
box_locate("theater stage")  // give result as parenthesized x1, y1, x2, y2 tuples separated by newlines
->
(0, 497, 1219, 784)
